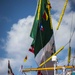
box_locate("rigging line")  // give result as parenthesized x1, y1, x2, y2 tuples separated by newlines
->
(72, 49, 75, 65)
(54, 28, 57, 37)
(67, 11, 73, 65)
(24, 72, 27, 75)
(69, 12, 75, 44)
(68, 27, 75, 63)
(69, 11, 73, 45)
(62, 56, 73, 65)
(70, 27, 75, 42)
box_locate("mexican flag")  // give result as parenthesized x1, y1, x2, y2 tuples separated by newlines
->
(30, 0, 56, 74)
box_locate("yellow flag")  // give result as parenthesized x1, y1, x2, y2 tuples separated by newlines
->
(24, 56, 28, 62)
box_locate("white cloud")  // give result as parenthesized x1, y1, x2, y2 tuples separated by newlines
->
(50, 0, 71, 13)
(52, 10, 75, 50)
(0, 59, 8, 75)
(6, 16, 33, 55)
(0, 16, 38, 75)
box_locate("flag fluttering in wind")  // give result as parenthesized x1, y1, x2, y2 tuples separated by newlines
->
(29, 45, 34, 54)
(30, 0, 56, 75)
(8, 60, 14, 75)
(30, 0, 55, 56)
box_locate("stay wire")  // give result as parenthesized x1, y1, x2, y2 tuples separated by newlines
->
(69, 11, 73, 46)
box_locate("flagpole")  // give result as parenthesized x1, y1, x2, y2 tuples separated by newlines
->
(52, 56, 57, 75)
(54, 62, 56, 75)
(62, 66, 66, 75)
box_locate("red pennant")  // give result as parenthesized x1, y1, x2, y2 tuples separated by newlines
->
(29, 46, 34, 53)
(37, 71, 43, 75)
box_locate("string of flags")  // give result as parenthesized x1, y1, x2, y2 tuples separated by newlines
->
(8, 60, 14, 75)
(24, 56, 28, 62)
(29, 45, 34, 54)
(38, 71, 43, 75)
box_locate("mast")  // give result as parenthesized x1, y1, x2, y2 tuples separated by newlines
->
(22, 66, 75, 72)
(22, 0, 74, 75)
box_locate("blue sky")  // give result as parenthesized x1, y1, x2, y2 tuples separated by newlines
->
(0, 0, 37, 39)
(0, 0, 75, 75)
(0, 0, 37, 36)
(0, 0, 37, 58)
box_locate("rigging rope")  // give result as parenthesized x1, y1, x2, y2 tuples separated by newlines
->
(68, 11, 73, 65)
(70, 28, 75, 41)
(72, 50, 75, 65)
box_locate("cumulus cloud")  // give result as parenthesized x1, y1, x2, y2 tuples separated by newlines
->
(6, 16, 34, 57)
(53, 11, 75, 49)
(0, 16, 38, 75)
(50, 0, 71, 13)
(0, 59, 8, 75)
